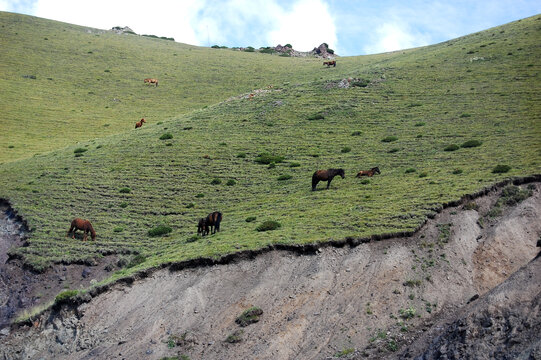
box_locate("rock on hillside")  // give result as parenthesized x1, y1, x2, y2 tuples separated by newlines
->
(274, 42, 335, 58)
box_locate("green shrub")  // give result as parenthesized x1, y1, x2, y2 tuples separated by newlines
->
(186, 203, 195, 208)
(460, 113, 472, 118)
(415, 122, 426, 126)
(236, 152, 246, 158)
(452, 169, 463, 174)
(74, 153, 84, 157)
(351, 131, 362, 136)
(307, 113, 325, 120)
(55, 289, 78, 304)
(419, 172, 428, 178)
(382, 136, 398, 142)
(74, 147, 87, 154)
(113, 227, 124, 232)
(461, 140, 482, 148)
(463, 202, 479, 211)
(444, 144, 459, 151)
(186, 235, 199, 243)
(148, 225, 172, 237)
(226, 179, 236, 186)
(492, 164, 511, 173)
(225, 330, 244, 343)
(255, 153, 284, 164)
(245, 216, 257, 222)
(289, 162, 301, 168)
(341, 146, 351, 153)
(399, 306, 417, 319)
(256, 220, 281, 232)
(500, 185, 532, 205)
(127, 254, 146, 268)
(268, 163, 276, 169)
(210, 178, 222, 185)
(235, 307, 263, 327)
(277, 174, 292, 181)
(159, 133, 173, 140)
(351, 80, 369, 87)
(119, 187, 131, 193)
(119, 202, 128, 208)
(195, 193, 204, 198)
(388, 148, 400, 153)
(405, 168, 416, 174)
(360, 179, 370, 185)
(335, 348, 355, 357)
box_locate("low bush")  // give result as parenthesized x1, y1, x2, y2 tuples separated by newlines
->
(113, 227, 124, 232)
(148, 225, 172, 237)
(119, 187, 131, 193)
(382, 136, 398, 142)
(351, 131, 362, 136)
(341, 146, 351, 153)
(405, 168, 416, 174)
(74, 148, 87, 154)
(159, 133, 173, 140)
(277, 174, 292, 181)
(444, 144, 459, 151)
(461, 140, 482, 148)
(289, 162, 301, 168)
(255, 153, 284, 164)
(307, 113, 325, 121)
(256, 220, 281, 232)
(452, 169, 463, 174)
(225, 330, 244, 343)
(245, 216, 257, 222)
(127, 254, 146, 268)
(236, 152, 246, 158)
(235, 307, 263, 327)
(492, 164, 511, 173)
(226, 179, 236, 186)
(211, 178, 222, 185)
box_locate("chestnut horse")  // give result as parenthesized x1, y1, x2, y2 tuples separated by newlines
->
(197, 211, 222, 236)
(323, 60, 336, 67)
(144, 78, 159, 87)
(66, 218, 96, 241)
(356, 167, 381, 178)
(312, 168, 345, 191)
(135, 118, 146, 128)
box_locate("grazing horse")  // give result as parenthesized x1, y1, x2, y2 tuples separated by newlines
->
(135, 118, 146, 128)
(144, 78, 159, 87)
(356, 167, 381, 178)
(312, 168, 345, 191)
(323, 60, 336, 67)
(66, 218, 96, 241)
(197, 211, 222, 236)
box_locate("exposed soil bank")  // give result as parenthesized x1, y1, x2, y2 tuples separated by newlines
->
(1, 182, 540, 359)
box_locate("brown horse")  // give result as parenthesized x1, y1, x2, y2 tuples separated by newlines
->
(323, 60, 336, 67)
(66, 218, 96, 241)
(197, 211, 222, 236)
(312, 168, 345, 191)
(135, 118, 146, 128)
(144, 78, 158, 87)
(356, 167, 381, 178)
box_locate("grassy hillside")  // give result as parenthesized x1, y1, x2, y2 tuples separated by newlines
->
(0, 12, 328, 164)
(0, 13, 539, 277)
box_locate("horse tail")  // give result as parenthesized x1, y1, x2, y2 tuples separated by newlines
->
(215, 212, 222, 232)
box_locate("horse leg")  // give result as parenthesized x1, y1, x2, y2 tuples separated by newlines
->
(66, 225, 74, 238)
(327, 179, 332, 189)
(312, 177, 319, 191)
(83, 230, 88, 241)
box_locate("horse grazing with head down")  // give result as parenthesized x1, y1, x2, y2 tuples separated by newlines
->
(312, 168, 345, 191)
(356, 167, 381, 178)
(135, 118, 146, 128)
(66, 218, 96, 241)
(323, 60, 336, 67)
(144, 78, 158, 87)
(197, 211, 222, 236)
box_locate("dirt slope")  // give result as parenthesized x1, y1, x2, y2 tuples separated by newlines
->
(1, 182, 540, 359)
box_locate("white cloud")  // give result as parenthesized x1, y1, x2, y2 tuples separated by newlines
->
(268, 0, 337, 51)
(32, 0, 203, 45)
(362, 22, 430, 54)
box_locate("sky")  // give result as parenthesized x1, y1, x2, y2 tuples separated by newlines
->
(1, 0, 540, 56)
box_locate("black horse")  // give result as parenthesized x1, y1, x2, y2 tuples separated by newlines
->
(312, 169, 345, 191)
(197, 211, 222, 236)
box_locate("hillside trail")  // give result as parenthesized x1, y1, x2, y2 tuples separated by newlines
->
(1, 182, 540, 359)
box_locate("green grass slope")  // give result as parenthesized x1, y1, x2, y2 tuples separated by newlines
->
(0, 12, 328, 164)
(0, 14, 539, 277)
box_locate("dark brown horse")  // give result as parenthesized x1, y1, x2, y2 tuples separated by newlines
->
(197, 211, 222, 236)
(135, 118, 146, 128)
(66, 218, 96, 241)
(144, 78, 159, 87)
(312, 169, 345, 191)
(323, 60, 336, 67)
(356, 167, 381, 178)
